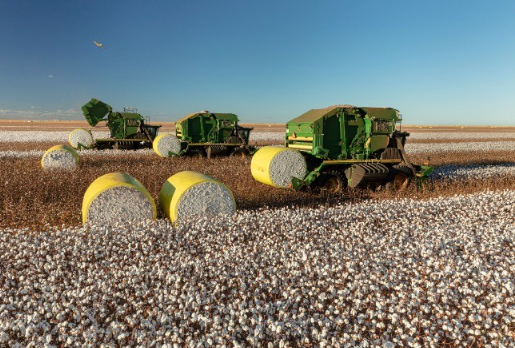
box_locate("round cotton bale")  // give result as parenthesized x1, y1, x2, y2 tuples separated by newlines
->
(68, 128, 94, 149)
(251, 146, 307, 188)
(153, 133, 182, 157)
(82, 173, 157, 226)
(159, 171, 236, 222)
(41, 144, 79, 170)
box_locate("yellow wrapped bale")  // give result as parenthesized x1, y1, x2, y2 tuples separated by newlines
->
(153, 133, 182, 157)
(82, 173, 157, 226)
(41, 144, 79, 170)
(251, 146, 307, 188)
(159, 171, 236, 222)
(68, 128, 94, 149)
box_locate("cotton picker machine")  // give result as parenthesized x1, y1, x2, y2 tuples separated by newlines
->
(251, 105, 432, 192)
(153, 111, 254, 158)
(69, 98, 161, 150)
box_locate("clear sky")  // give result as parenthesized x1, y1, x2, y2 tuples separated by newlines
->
(0, 0, 514, 125)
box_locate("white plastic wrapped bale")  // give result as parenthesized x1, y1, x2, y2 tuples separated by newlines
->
(68, 128, 95, 149)
(40, 144, 79, 170)
(153, 133, 182, 157)
(82, 173, 157, 226)
(251, 146, 307, 188)
(159, 171, 236, 222)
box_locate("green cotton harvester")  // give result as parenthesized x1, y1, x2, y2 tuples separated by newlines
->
(252, 105, 432, 191)
(174, 111, 254, 158)
(69, 98, 161, 150)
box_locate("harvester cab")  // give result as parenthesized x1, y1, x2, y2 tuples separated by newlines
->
(79, 98, 161, 149)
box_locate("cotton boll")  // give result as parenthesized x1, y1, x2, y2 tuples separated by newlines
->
(0, 190, 513, 346)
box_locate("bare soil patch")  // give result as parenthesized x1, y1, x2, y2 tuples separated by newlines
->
(1, 152, 513, 230)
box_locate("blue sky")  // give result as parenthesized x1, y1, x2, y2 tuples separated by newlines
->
(0, 0, 514, 125)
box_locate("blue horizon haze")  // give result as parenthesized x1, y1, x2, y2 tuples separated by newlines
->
(0, 0, 514, 125)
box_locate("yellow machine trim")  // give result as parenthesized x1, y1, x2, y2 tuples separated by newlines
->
(287, 136, 313, 141)
(287, 144, 313, 150)
(82, 172, 157, 223)
(159, 171, 235, 222)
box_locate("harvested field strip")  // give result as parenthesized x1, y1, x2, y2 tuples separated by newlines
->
(250, 132, 285, 141)
(0, 141, 59, 151)
(0, 155, 514, 230)
(2, 130, 514, 143)
(0, 190, 513, 346)
(4, 139, 515, 153)
(405, 141, 515, 153)
(409, 138, 515, 143)
(0, 130, 109, 142)
(408, 131, 515, 139)
(433, 163, 515, 180)
(2, 142, 515, 160)
(409, 151, 515, 166)
(0, 148, 154, 159)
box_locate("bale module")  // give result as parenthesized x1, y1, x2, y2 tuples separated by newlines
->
(251, 146, 307, 188)
(41, 144, 79, 170)
(155, 111, 254, 158)
(159, 171, 236, 222)
(82, 173, 156, 226)
(153, 133, 182, 157)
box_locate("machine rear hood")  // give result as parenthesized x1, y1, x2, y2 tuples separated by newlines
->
(81, 98, 112, 127)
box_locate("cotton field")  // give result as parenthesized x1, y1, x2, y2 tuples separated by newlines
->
(0, 126, 514, 347)
(0, 148, 154, 159)
(5, 129, 512, 143)
(433, 163, 515, 180)
(0, 190, 513, 347)
(405, 141, 515, 154)
(408, 132, 515, 140)
(0, 130, 110, 143)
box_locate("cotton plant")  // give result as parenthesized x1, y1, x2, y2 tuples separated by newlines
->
(0, 190, 513, 346)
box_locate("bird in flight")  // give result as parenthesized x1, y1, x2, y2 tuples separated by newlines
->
(93, 41, 105, 49)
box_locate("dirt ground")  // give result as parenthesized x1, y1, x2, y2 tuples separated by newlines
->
(0, 119, 513, 230)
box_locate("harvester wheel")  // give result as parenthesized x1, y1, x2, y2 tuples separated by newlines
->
(386, 165, 412, 191)
(320, 171, 345, 194)
(230, 147, 248, 158)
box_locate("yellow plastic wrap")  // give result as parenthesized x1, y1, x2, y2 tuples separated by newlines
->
(251, 146, 307, 188)
(40, 144, 79, 169)
(153, 133, 168, 157)
(153, 133, 182, 157)
(82, 173, 157, 224)
(159, 171, 236, 222)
